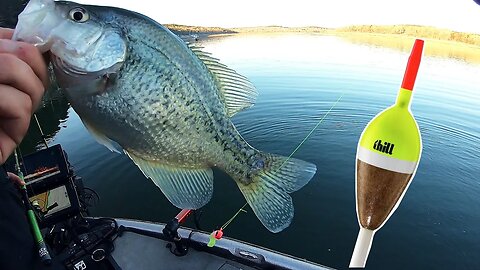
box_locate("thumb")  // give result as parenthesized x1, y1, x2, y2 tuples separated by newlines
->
(7, 172, 26, 186)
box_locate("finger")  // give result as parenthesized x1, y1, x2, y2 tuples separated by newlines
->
(0, 28, 14, 40)
(0, 85, 31, 163)
(0, 53, 45, 110)
(0, 39, 49, 89)
(0, 129, 19, 165)
(7, 172, 26, 186)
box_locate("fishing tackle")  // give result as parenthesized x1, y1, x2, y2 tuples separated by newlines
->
(350, 39, 424, 268)
(207, 229, 224, 248)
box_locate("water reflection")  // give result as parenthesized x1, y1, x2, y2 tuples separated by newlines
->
(19, 85, 69, 155)
(338, 33, 480, 64)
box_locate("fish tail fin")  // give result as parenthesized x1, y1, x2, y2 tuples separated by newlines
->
(236, 153, 316, 233)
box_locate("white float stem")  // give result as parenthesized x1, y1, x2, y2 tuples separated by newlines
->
(349, 228, 375, 268)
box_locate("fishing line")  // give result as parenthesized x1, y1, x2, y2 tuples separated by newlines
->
(279, 93, 344, 170)
(220, 203, 248, 230)
(207, 202, 248, 247)
(16, 146, 28, 173)
(34, 114, 49, 148)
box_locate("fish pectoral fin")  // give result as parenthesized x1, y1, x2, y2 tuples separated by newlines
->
(82, 120, 123, 154)
(236, 154, 317, 233)
(126, 151, 214, 209)
(189, 44, 258, 117)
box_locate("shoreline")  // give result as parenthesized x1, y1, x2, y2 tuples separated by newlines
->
(166, 24, 480, 46)
(166, 24, 480, 64)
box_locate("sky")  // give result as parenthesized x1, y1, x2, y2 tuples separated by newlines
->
(79, 0, 480, 34)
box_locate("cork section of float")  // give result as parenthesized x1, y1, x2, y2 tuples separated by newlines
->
(357, 159, 412, 230)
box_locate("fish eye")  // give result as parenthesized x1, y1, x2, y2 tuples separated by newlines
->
(69, 7, 89, 23)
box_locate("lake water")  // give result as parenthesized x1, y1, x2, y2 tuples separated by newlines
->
(21, 33, 480, 269)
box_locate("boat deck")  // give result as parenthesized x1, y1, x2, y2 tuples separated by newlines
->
(113, 231, 256, 270)
(111, 219, 332, 270)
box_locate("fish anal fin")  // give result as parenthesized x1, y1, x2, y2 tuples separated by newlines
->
(189, 44, 258, 117)
(126, 151, 214, 209)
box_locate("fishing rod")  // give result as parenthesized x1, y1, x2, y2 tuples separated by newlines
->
(34, 113, 49, 148)
(14, 149, 52, 265)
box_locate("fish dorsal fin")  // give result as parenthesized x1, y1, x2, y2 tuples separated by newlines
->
(82, 120, 122, 154)
(126, 151, 214, 209)
(190, 45, 258, 117)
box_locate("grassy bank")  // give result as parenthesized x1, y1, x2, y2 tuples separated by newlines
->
(336, 25, 480, 47)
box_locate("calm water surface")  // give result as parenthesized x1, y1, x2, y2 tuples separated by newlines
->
(24, 34, 480, 269)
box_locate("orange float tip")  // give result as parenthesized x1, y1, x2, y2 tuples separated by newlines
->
(401, 39, 424, 91)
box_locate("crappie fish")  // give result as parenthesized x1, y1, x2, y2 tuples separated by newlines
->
(14, 0, 317, 232)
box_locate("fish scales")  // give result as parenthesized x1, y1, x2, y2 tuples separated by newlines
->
(72, 10, 255, 175)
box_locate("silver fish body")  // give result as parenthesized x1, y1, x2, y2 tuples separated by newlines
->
(14, 0, 317, 232)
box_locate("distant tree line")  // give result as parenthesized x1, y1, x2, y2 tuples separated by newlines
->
(337, 25, 480, 46)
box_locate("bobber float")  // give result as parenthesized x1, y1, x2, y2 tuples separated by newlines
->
(350, 39, 424, 268)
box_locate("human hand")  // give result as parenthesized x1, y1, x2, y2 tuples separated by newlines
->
(0, 27, 49, 164)
(7, 172, 26, 186)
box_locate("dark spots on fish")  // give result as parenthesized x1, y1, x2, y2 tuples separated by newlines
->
(162, 120, 168, 126)
(186, 99, 193, 106)
(252, 159, 265, 170)
(233, 140, 243, 149)
(184, 115, 194, 122)
(161, 83, 168, 91)
(239, 157, 264, 183)
(221, 137, 230, 149)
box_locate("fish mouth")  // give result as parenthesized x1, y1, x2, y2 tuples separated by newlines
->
(52, 55, 88, 76)
(49, 27, 126, 80)
(52, 53, 123, 96)
(52, 52, 123, 77)
(52, 53, 106, 90)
